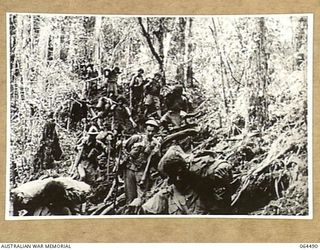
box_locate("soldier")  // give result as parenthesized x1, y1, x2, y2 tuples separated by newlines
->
(91, 94, 136, 137)
(141, 145, 233, 215)
(122, 119, 161, 204)
(90, 95, 115, 128)
(69, 94, 88, 130)
(130, 68, 145, 114)
(105, 66, 121, 96)
(33, 111, 62, 172)
(79, 62, 87, 81)
(109, 95, 137, 138)
(84, 64, 98, 99)
(76, 126, 108, 185)
(144, 73, 162, 119)
(160, 85, 188, 130)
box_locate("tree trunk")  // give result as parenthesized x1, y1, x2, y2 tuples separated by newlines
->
(67, 18, 75, 63)
(154, 17, 165, 83)
(39, 17, 50, 64)
(248, 17, 268, 132)
(125, 37, 132, 76)
(9, 14, 18, 105)
(186, 17, 194, 87)
(19, 15, 31, 101)
(210, 19, 229, 115)
(83, 16, 96, 60)
(292, 16, 307, 71)
(176, 17, 186, 85)
(94, 16, 102, 66)
(53, 17, 61, 62)
(138, 17, 165, 83)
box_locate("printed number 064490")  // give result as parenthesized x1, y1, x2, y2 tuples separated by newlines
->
(300, 244, 319, 249)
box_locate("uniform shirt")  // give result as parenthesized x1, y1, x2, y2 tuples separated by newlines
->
(166, 94, 188, 112)
(107, 71, 119, 84)
(131, 74, 144, 96)
(78, 138, 106, 166)
(40, 119, 62, 163)
(110, 104, 131, 125)
(142, 184, 206, 215)
(145, 79, 161, 97)
(124, 134, 161, 171)
(42, 120, 58, 142)
(88, 70, 99, 80)
(155, 145, 233, 214)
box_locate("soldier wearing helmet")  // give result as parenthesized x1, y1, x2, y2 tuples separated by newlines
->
(75, 126, 109, 185)
(122, 119, 161, 204)
(91, 94, 137, 138)
(141, 145, 233, 215)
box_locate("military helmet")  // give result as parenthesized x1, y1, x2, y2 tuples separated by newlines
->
(172, 85, 184, 95)
(88, 126, 99, 135)
(145, 119, 159, 129)
(158, 145, 188, 174)
(116, 95, 127, 104)
(46, 111, 54, 119)
(113, 67, 121, 74)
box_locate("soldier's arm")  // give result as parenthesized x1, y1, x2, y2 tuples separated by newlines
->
(144, 137, 161, 156)
(124, 135, 142, 152)
(75, 136, 87, 152)
(144, 79, 152, 89)
(214, 162, 231, 180)
(104, 69, 111, 78)
(141, 187, 170, 215)
(96, 140, 109, 154)
(129, 75, 136, 88)
(125, 106, 137, 128)
(137, 76, 144, 87)
(207, 161, 233, 189)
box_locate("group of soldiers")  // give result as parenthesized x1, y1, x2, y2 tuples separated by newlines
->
(33, 64, 233, 216)
(55, 65, 193, 143)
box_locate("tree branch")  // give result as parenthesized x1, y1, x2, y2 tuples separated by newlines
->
(137, 17, 163, 66)
(211, 20, 242, 86)
(225, 57, 242, 85)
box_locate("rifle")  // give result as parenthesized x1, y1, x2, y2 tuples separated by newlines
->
(106, 140, 111, 182)
(85, 75, 103, 82)
(129, 88, 133, 111)
(112, 139, 123, 208)
(69, 143, 85, 179)
(161, 128, 199, 151)
(66, 117, 71, 132)
(102, 145, 123, 205)
(138, 151, 155, 188)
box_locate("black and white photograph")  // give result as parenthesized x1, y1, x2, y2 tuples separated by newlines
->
(7, 13, 312, 218)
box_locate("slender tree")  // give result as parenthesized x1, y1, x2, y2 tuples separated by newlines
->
(138, 17, 166, 83)
(175, 17, 186, 85)
(186, 17, 194, 87)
